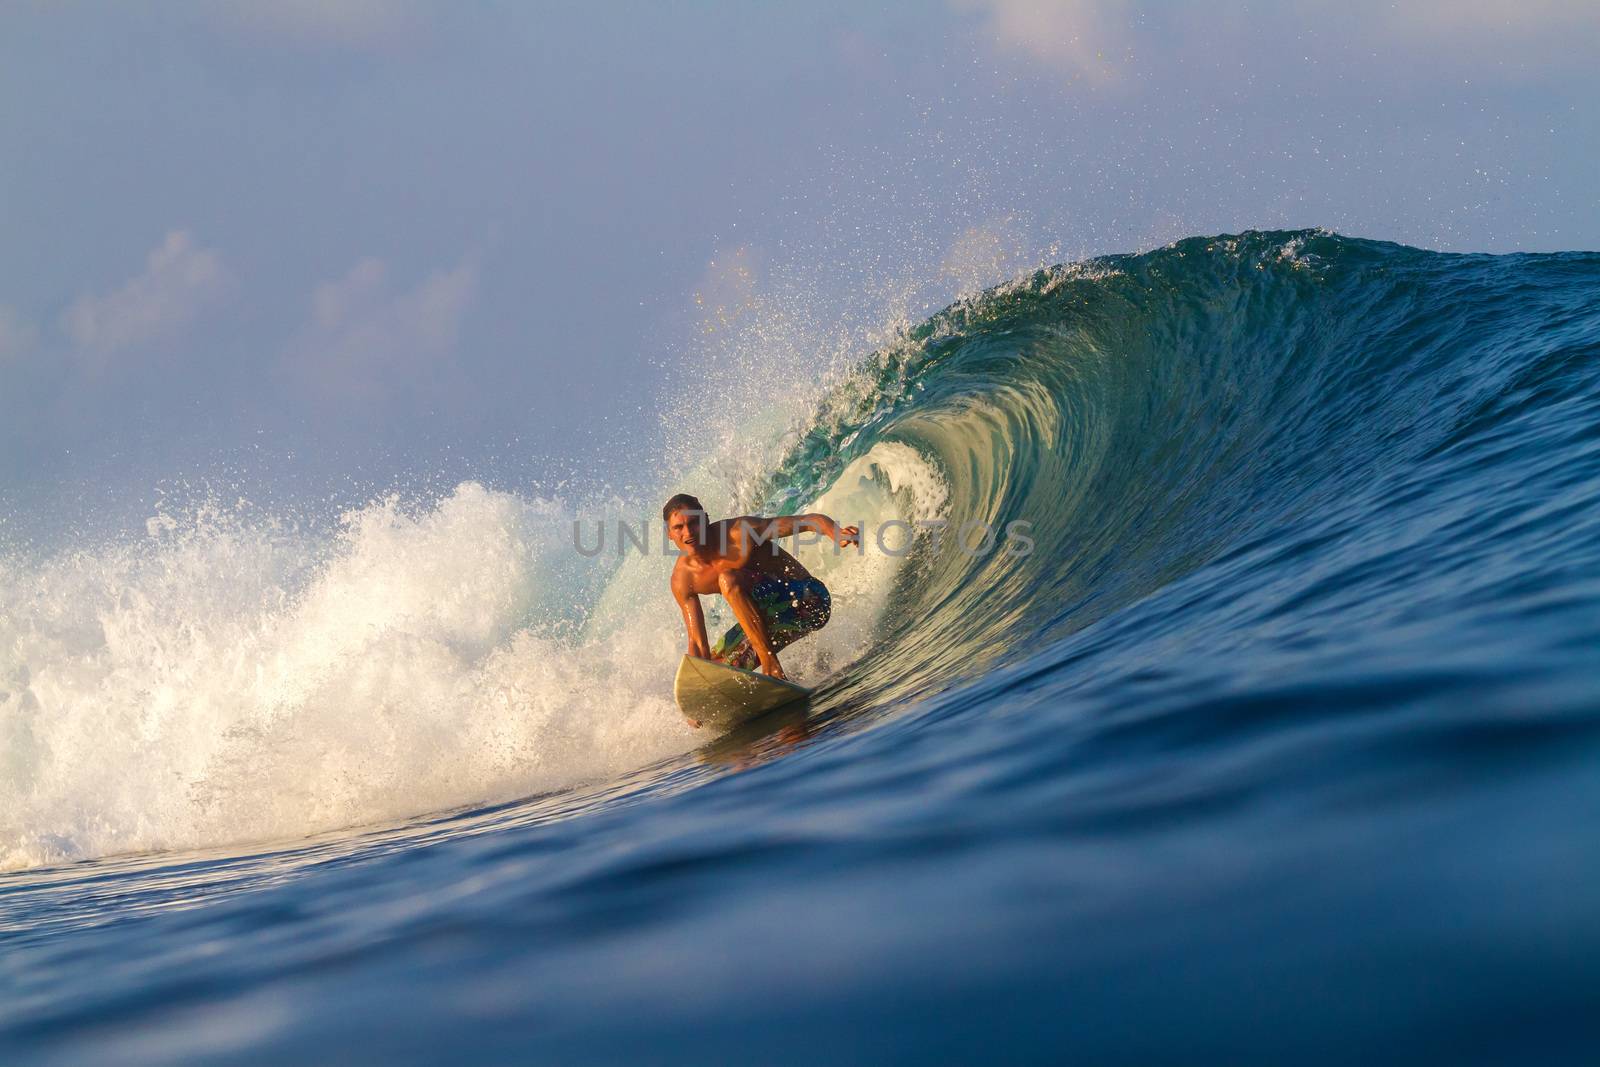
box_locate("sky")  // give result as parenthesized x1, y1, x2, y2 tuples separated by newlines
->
(1, 1, 1596, 523)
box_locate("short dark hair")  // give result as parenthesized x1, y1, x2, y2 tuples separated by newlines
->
(661, 493, 705, 524)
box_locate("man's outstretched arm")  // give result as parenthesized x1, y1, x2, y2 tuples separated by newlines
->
(736, 513, 860, 549)
(673, 570, 712, 658)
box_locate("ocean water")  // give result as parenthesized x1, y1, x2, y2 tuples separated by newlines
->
(4, 230, 1600, 1063)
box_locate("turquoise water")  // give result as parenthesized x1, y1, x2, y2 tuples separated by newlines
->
(4, 231, 1600, 1063)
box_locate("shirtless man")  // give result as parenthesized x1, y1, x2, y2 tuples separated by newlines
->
(664, 493, 859, 680)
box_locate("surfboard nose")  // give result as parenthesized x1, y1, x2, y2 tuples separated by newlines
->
(674, 655, 811, 732)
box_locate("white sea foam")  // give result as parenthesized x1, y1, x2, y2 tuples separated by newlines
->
(1, 448, 944, 871)
(0, 484, 674, 870)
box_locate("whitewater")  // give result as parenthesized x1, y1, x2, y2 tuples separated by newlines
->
(4, 231, 1600, 1064)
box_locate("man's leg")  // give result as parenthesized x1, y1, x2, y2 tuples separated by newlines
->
(718, 569, 785, 678)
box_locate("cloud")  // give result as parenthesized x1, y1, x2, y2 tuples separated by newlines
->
(954, 0, 1132, 84)
(286, 256, 477, 406)
(60, 230, 228, 357)
(0, 306, 37, 364)
(958, 1, 1600, 88)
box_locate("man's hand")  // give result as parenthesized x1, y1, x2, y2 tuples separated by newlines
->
(833, 523, 860, 549)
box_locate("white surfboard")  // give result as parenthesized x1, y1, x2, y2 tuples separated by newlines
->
(674, 655, 811, 731)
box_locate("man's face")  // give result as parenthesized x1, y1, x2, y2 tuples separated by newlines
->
(666, 508, 706, 552)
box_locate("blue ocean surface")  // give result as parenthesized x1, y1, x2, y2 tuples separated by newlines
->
(4, 231, 1600, 1063)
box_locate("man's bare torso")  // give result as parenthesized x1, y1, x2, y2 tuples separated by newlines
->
(672, 517, 813, 595)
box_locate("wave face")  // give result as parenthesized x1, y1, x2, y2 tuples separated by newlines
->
(761, 231, 1600, 713)
(5, 231, 1600, 1063)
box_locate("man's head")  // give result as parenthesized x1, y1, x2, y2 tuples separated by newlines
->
(662, 493, 708, 552)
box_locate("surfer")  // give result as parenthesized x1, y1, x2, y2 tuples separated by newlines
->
(664, 493, 859, 680)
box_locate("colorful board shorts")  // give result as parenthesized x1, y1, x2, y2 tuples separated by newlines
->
(711, 574, 832, 671)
